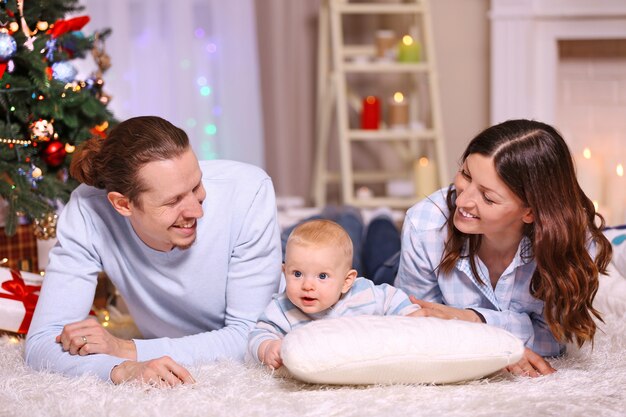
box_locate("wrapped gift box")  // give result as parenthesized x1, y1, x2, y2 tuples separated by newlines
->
(0, 267, 43, 334)
(0, 224, 40, 273)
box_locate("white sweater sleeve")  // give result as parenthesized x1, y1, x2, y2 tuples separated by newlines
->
(24, 194, 127, 381)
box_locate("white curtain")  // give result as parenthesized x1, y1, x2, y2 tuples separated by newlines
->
(75, 0, 265, 167)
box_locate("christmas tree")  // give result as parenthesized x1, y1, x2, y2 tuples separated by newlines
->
(0, 0, 115, 237)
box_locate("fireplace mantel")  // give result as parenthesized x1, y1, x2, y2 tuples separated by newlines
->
(489, 0, 626, 124)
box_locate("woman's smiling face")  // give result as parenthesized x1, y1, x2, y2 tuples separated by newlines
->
(452, 153, 533, 241)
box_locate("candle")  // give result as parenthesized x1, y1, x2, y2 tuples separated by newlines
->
(375, 30, 396, 60)
(397, 35, 421, 63)
(575, 147, 603, 204)
(413, 156, 438, 197)
(360, 96, 380, 130)
(388, 92, 409, 129)
(607, 163, 625, 225)
(356, 186, 374, 200)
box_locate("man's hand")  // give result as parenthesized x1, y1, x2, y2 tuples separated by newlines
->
(56, 317, 136, 360)
(506, 347, 556, 377)
(110, 357, 195, 387)
(408, 296, 482, 323)
(258, 339, 283, 370)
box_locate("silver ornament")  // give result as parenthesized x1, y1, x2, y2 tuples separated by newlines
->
(0, 33, 17, 61)
(52, 61, 78, 83)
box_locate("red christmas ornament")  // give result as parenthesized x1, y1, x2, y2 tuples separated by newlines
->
(41, 140, 67, 167)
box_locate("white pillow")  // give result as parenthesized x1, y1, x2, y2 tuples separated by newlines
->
(604, 228, 626, 276)
(594, 263, 626, 317)
(281, 315, 524, 385)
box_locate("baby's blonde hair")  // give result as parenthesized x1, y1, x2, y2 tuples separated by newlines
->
(286, 219, 353, 268)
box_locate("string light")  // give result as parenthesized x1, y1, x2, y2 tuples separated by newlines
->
(0, 138, 31, 145)
(94, 121, 109, 132)
(101, 309, 111, 327)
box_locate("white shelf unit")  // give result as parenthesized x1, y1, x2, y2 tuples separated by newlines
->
(313, 0, 447, 209)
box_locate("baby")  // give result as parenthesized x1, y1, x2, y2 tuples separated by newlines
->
(248, 219, 421, 369)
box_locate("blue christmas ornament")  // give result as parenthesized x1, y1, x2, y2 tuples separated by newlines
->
(52, 61, 78, 83)
(0, 33, 17, 61)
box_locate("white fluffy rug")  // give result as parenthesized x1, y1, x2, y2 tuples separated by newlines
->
(1, 311, 624, 417)
(3, 265, 626, 417)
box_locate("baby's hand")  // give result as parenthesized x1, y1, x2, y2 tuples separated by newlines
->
(406, 310, 422, 318)
(259, 339, 283, 370)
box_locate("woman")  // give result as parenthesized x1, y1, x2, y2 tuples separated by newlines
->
(395, 119, 612, 377)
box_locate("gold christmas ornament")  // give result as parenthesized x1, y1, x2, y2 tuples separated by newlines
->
(29, 119, 54, 142)
(36, 21, 49, 31)
(32, 212, 58, 240)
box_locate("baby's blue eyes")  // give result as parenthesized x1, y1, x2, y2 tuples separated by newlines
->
(291, 271, 329, 280)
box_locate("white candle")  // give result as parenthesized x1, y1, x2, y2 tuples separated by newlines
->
(575, 147, 603, 204)
(413, 156, 438, 198)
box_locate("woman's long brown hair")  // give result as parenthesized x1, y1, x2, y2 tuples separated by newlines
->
(440, 119, 612, 347)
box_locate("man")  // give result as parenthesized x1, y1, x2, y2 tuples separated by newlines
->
(25, 116, 282, 385)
